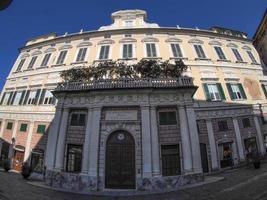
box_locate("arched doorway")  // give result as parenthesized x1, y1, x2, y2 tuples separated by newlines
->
(105, 130, 135, 189)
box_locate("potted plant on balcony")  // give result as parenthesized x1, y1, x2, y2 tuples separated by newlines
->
(21, 162, 32, 179)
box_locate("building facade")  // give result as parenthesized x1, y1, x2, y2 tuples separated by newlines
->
(0, 9, 267, 192)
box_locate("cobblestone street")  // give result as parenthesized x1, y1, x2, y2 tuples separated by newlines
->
(1, 163, 267, 200)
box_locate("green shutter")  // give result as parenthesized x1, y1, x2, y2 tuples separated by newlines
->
(261, 84, 267, 99)
(238, 83, 247, 99)
(202, 83, 211, 101)
(216, 83, 226, 100)
(226, 83, 235, 100)
(37, 125, 46, 134)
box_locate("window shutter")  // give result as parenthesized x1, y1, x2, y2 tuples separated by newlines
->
(202, 83, 211, 101)
(238, 83, 247, 99)
(34, 89, 41, 105)
(38, 89, 46, 105)
(0, 92, 6, 105)
(216, 83, 226, 100)
(10, 91, 17, 105)
(261, 84, 267, 98)
(19, 90, 26, 105)
(7, 92, 14, 105)
(23, 90, 30, 105)
(226, 83, 235, 100)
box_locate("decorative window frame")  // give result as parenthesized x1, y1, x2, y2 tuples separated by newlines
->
(76, 41, 92, 48)
(226, 43, 238, 48)
(20, 53, 30, 59)
(208, 40, 222, 46)
(119, 43, 136, 59)
(141, 37, 159, 43)
(165, 37, 182, 43)
(143, 42, 160, 58)
(97, 39, 115, 45)
(168, 42, 186, 59)
(96, 45, 112, 60)
(188, 38, 204, 44)
(73, 47, 89, 63)
(242, 45, 252, 50)
(31, 50, 42, 56)
(44, 47, 56, 53)
(58, 44, 73, 51)
(119, 38, 137, 43)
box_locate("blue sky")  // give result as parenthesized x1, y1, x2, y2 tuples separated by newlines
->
(0, 0, 266, 90)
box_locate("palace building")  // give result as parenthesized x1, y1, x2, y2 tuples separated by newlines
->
(0, 9, 267, 192)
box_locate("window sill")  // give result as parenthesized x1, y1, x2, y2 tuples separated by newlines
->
(142, 57, 162, 60)
(235, 61, 247, 64)
(70, 61, 88, 65)
(12, 71, 22, 74)
(94, 59, 113, 63)
(195, 58, 211, 61)
(36, 66, 49, 69)
(170, 57, 188, 60)
(118, 58, 137, 61)
(23, 68, 34, 72)
(217, 59, 231, 62)
(251, 62, 260, 65)
(51, 63, 66, 68)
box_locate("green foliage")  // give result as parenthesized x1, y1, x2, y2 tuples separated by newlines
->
(60, 59, 188, 82)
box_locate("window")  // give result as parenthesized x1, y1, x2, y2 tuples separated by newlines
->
(16, 59, 25, 72)
(159, 111, 177, 125)
(214, 46, 226, 60)
(30, 150, 44, 173)
(232, 48, 243, 62)
(226, 83, 247, 100)
(242, 118, 251, 128)
(70, 113, 86, 126)
(27, 90, 37, 105)
(20, 123, 28, 132)
(218, 120, 228, 131)
(262, 84, 267, 99)
(66, 144, 82, 173)
(146, 43, 157, 58)
(6, 122, 13, 130)
(43, 90, 54, 105)
(13, 91, 23, 106)
(37, 125, 46, 134)
(122, 44, 133, 59)
(203, 83, 225, 101)
(125, 20, 133, 27)
(218, 143, 233, 168)
(56, 50, 67, 64)
(170, 43, 183, 58)
(161, 145, 181, 176)
(246, 51, 257, 64)
(27, 56, 37, 69)
(40, 53, 51, 66)
(76, 48, 87, 62)
(2, 92, 11, 105)
(194, 45, 206, 58)
(99, 45, 110, 60)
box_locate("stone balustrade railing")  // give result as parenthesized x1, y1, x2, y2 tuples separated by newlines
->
(55, 77, 194, 91)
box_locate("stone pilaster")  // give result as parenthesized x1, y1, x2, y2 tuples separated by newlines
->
(178, 105, 193, 173)
(206, 119, 219, 170)
(45, 108, 63, 170)
(24, 121, 35, 162)
(232, 118, 245, 161)
(254, 116, 265, 155)
(150, 106, 160, 176)
(54, 108, 69, 171)
(141, 105, 152, 178)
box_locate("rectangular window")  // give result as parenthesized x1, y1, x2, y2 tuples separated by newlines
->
(27, 56, 37, 69)
(262, 84, 267, 99)
(43, 90, 54, 105)
(76, 48, 87, 62)
(27, 90, 37, 105)
(218, 120, 228, 131)
(122, 44, 133, 59)
(6, 122, 13, 130)
(56, 50, 67, 64)
(20, 123, 28, 132)
(40, 53, 51, 66)
(226, 83, 247, 100)
(214, 46, 226, 60)
(16, 59, 25, 72)
(2, 92, 11, 105)
(161, 145, 181, 176)
(171, 43, 183, 58)
(194, 45, 206, 58)
(207, 84, 221, 101)
(66, 144, 82, 173)
(37, 125, 46, 134)
(246, 51, 257, 64)
(159, 111, 177, 125)
(146, 43, 157, 58)
(231, 84, 243, 100)
(242, 118, 251, 128)
(232, 48, 243, 62)
(13, 91, 22, 105)
(70, 113, 86, 126)
(99, 45, 110, 60)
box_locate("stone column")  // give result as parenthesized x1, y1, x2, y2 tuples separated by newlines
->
(254, 116, 265, 155)
(185, 104, 202, 173)
(150, 106, 160, 176)
(87, 107, 101, 180)
(54, 108, 69, 171)
(8, 121, 18, 160)
(45, 108, 63, 170)
(24, 121, 35, 162)
(81, 107, 93, 174)
(141, 105, 152, 178)
(206, 119, 219, 170)
(178, 105, 193, 173)
(0, 119, 6, 156)
(232, 118, 245, 161)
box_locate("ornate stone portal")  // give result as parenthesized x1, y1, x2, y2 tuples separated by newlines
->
(45, 78, 204, 192)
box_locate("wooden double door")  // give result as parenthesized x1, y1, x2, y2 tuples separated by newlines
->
(13, 150, 24, 172)
(105, 131, 135, 189)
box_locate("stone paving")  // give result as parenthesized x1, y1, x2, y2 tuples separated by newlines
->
(1, 164, 267, 200)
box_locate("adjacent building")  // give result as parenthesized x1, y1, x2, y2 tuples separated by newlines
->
(0, 9, 267, 192)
